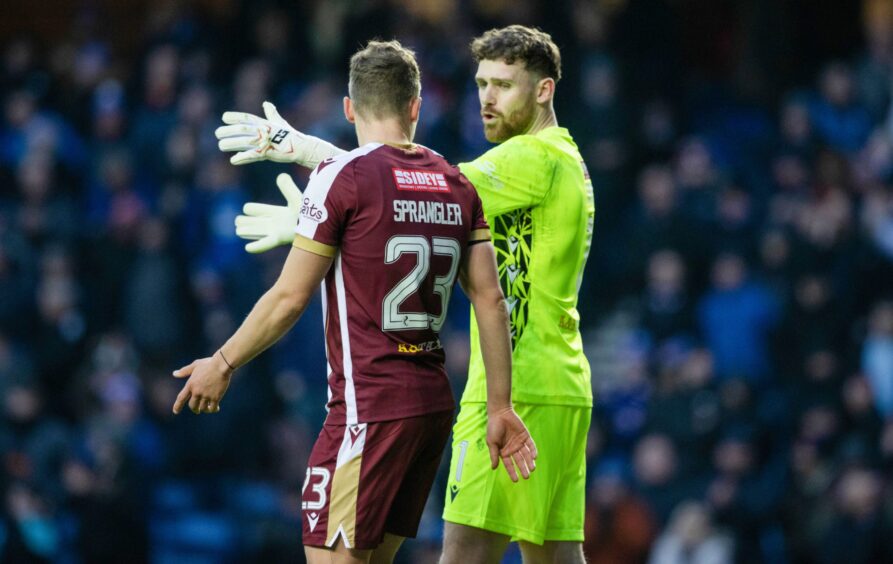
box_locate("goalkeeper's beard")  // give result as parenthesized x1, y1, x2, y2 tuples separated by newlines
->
(482, 100, 536, 143)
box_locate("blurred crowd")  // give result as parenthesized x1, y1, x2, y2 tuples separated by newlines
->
(2, 0, 893, 562)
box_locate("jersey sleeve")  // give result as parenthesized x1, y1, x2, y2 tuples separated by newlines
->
(468, 188, 490, 243)
(458, 136, 555, 217)
(294, 162, 356, 257)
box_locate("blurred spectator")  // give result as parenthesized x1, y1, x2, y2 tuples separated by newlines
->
(620, 164, 704, 294)
(648, 501, 733, 564)
(123, 218, 188, 364)
(862, 301, 893, 418)
(33, 248, 87, 414)
(861, 182, 893, 261)
(756, 228, 795, 305)
(857, 0, 893, 121)
(808, 62, 873, 155)
(15, 153, 78, 246)
(632, 434, 697, 524)
(710, 187, 756, 258)
(584, 460, 656, 564)
(698, 253, 780, 383)
(707, 428, 787, 562)
(839, 375, 885, 461)
(0, 375, 69, 502)
(597, 346, 651, 453)
(640, 250, 695, 345)
(776, 273, 843, 376)
(1, 482, 60, 563)
(776, 96, 817, 162)
(0, 225, 35, 337)
(675, 138, 721, 225)
(806, 466, 891, 564)
(647, 349, 721, 475)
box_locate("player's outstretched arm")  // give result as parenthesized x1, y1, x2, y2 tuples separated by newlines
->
(172, 245, 333, 415)
(215, 101, 347, 168)
(459, 241, 538, 482)
(235, 173, 303, 253)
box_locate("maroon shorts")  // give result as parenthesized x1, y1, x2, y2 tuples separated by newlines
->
(301, 410, 453, 550)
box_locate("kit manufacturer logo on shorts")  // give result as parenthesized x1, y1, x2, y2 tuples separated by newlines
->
(392, 168, 451, 193)
(307, 511, 320, 532)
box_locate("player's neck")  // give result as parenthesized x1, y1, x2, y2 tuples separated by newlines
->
(524, 106, 558, 136)
(356, 119, 414, 147)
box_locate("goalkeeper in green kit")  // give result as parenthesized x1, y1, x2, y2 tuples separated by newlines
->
(216, 26, 594, 564)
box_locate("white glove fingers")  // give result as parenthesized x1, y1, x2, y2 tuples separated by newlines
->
(218, 137, 257, 152)
(242, 202, 284, 216)
(276, 173, 304, 208)
(235, 230, 263, 241)
(235, 215, 273, 230)
(221, 111, 257, 125)
(262, 101, 287, 126)
(230, 151, 262, 166)
(235, 226, 266, 239)
(246, 236, 278, 254)
(215, 124, 262, 140)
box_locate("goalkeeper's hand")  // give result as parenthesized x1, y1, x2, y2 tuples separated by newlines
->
(215, 101, 346, 168)
(486, 406, 538, 482)
(235, 173, 303, 253)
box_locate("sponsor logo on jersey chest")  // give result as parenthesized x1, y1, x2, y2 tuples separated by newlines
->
(392, 168, 451, 192)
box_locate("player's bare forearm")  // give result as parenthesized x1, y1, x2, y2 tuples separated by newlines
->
(475, 292, 513, 413)
(220, 286, 307, 368)
(170, 289, 300, 416)
(173, 223, 332, 415)
(459, 242, 512, 412)
(460, 241, 536, 480)
(220, 246, 333, 368)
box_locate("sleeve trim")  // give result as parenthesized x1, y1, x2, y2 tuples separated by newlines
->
(293, 235, 337, 257)
(469, 228, 491, 242)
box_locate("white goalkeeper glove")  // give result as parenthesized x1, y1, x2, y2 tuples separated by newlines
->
(234, 173, 303, 253)
(215, 101, 347, 168)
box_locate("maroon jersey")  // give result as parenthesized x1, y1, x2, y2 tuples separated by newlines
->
(294, 143, 490, 426)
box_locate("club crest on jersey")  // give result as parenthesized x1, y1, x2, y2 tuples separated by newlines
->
(392, 168, 451, 193)
(300, 197, 328, 223)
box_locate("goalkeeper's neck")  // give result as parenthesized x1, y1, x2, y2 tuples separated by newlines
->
(522, 103, 558, 137)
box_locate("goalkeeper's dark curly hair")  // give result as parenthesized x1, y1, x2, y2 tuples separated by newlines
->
(349, 40, 421, 121)
(471, 25, 562, 81)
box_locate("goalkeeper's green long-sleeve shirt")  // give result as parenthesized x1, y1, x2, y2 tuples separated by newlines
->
(458, 127, 595, 407)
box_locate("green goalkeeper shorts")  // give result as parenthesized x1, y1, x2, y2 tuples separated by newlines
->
(441, 402, 591, 544)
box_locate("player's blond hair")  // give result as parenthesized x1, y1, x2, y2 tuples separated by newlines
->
(349, 40, 421, 121)
(471, 25, 562, 81)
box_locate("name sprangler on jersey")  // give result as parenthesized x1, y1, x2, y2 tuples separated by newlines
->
(393, 200, 463, 226)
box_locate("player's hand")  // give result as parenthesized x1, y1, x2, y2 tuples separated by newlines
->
(486, 407, 538, 482)
(235, 173, 303, 253)
(215, 101, 347, 168)
(172, 353, 233, 415)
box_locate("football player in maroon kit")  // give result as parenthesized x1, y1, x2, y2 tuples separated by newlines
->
(170, 40, 536, 564)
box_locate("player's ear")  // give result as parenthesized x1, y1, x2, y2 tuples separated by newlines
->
(343, 96, 356, 123)
(535, 77, 555, 105)
(409, 96, 421, 124)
